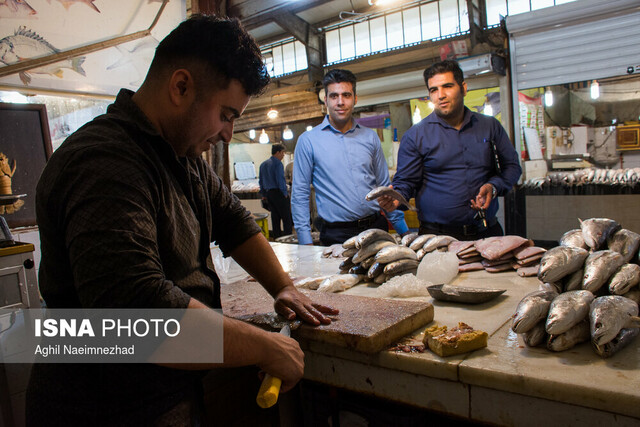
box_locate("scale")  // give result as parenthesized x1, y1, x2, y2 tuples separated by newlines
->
(0, 194, 26, 247)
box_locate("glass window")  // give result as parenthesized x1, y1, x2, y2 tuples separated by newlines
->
(420, 2, 441, 40)
(531, 0, 556, 10)
(386, 12, 404, 49)
(439, 0, 461, 36)
(294, 41, 307, 71)
(354, 22, 371, 56)
(403, 8, 421, 44)
(272, 45, 284, 77)
(458, 0, 469, 32)
(485, 0, 506, 26)
(326, 29, 341, 63)
(369, 16, 387, 52)
(339, 26, 356, 61)
(282, 42, 296, 74)
(263, 53, 275, 77)
(507, 0, 531, 16)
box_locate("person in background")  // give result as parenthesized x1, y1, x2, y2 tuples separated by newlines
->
(28, 15, 337, 426)
(378, 59, 521, 241)
(291, 68, 409, 246)
(259, 143, 293, 238)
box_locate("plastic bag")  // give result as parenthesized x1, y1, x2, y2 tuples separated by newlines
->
(211, 245, 230, 282)
(416, 251, 458, 285)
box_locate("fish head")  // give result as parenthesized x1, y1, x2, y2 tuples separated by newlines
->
(590, 317, 617, 346)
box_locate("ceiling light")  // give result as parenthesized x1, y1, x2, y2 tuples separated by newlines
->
(483, 103, 493, 116)
(249, 129, 256, 140)
(282, 126, 293, 140)
(306, 125, 313, 132)
(267, 108, 278, 120)
(412, 106, 422, 124)
(590, 80, 600, 100)
(544, 87, 553, 107)
(259, 129, 269, 144)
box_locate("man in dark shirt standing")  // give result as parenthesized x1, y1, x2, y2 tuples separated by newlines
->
(259, 143, 293, 238)
(28, 15, 337, 426)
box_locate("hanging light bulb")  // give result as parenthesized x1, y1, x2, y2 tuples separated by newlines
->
(306, 125, 313, 132)
(249, 129, 256, 140)
(412, 105, 422, 124)
(483, 103, 493, 116)
(282, 125, 293, 140)
(544, 87, 553, 107)
(259, 129, 269, 144)
(590, 80, 600, 99)
(267, 108, 279, 120)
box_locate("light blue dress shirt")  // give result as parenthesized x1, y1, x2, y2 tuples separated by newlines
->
(292, 116, 407, 245)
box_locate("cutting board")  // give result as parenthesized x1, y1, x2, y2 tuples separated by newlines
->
(221, 279, 434, 353)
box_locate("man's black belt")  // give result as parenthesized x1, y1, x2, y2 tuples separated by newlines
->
(322, 213, 380, 229)
(420, 217, 498, 237)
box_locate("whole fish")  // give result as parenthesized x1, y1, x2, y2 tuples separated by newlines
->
(623, 287, 640, 305)
(352, 240, 395, 264)
(582, 250, 625, 293)
(48, 0, 100, 13)
(349, 264, 368, 275)
(294, 275, 332, 290)
(537, 246, 588, 283)
(317, 274, 364, 293)
(608, 263, 640, 295)
(0, 27, 86, 85)
(374, 245, 417, 263)
(342, 247, 357, 258)
(383, 259, 419, 275)
(547, 321, 590, 352)
(342, 235, 358, 249)
(559, 229, 588, 250)
(339, 257, 354, 272)
(423, 235, 457, 253)
(590, 295, 640, 346)
(545, 290, 594, 335)
(415, 248, 426, 261)
(512, 289, 558, 334)
(360, 256, 377, 269)
(579, 218, 621, 251)
(365, 186, 417, 211)
(367, 262, 386, 279)
(563, 268, 583, 292)
(593, 328, 639, 358)
(607, 229, 640, 263)
(401, 232, 419, 247)
(374, 273, 388, 284)
(0, 0, 36, 17)
(409, 234, 435, 251)
(355, 228, 396, 249)
(523, 321, 547, 347)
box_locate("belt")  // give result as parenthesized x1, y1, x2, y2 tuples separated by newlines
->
(420, 217, 498, 237)
(322, 213, 380, 229)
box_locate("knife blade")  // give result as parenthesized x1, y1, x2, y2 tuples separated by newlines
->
(256, 323, 291, 408)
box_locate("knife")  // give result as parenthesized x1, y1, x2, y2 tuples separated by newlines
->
(256, 323, 291, 408)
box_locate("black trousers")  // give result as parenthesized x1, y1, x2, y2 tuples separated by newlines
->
(318, 213, 389, 246)
(266, 189, 292, 238)
(419, 220, 504, 241)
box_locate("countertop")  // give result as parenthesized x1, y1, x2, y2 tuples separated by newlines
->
(216, 243, 640, 426)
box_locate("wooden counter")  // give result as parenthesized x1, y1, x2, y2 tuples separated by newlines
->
(219, 243, 640, 426)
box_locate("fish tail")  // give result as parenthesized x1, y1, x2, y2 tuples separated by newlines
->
(72, 56, 86, 76)
(19, 71, 31, 85)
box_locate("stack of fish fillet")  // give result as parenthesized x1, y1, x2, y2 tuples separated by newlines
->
(511, 217, 640, 357)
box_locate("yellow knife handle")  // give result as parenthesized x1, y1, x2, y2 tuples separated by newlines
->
(256, 373, 282, 408)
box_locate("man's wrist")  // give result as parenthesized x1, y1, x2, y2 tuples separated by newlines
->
(489, 183, 497, 198)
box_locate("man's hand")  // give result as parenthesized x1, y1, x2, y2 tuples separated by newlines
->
(273, 285, 339, 325)
(470, 183, 494, 211)
(258, 328, 304, 392)
(377, 185, 400, 212)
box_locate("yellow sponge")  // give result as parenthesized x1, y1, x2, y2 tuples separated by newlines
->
(423, 322, 488, 357)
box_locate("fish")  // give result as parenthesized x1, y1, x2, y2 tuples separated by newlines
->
(511, 289, 558, 334)
(608, 263, 640, 295)
(590, 295, 640, 346)
(374, 245, 417, 264)
(522, 321, 547, 347)
(365, 186, 417, 211)
(352, 240, 395, 264)
(562, 268, 583, 292)
(383, 259, 419, 276)
(545, 290, 594, 335)
(415, 248, 426, 261)
(47, 0, 100, 13)
(559, 229, 588, 250)
(374, 273, 388, 284)
(355, 228, 396, 249)
(423, 235, 457, 253)
(537, 246, 588, 283)
(0, 0, 37, 17)
(0, 27, 86, 85)
(409, 234, 435, 251)
(236, 312, 301, 331)
(349, 264, 368, 275)
(547, 321, 590, 352)
(623, 287, 640, 305)
(579, 218, 621, 251)
(367, 262, 385, 279)
(592, 328, 639, 358)
(401, 232, 419, 247)
(607, 229, 640, 263)
(293, 275, 332, 290)
(582, 250, 625, 293)
(342, 247, 357, 258)
(342, 235, 358, 249)
(360, 256, 377, 269)
(317, 274, 364, 293)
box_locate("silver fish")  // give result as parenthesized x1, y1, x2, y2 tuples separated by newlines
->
(415, 248, 426, 261)
(374, 273, 388, 284)
(0, 0, 36, 17)
(579, 218, 621, 251)
(582, 250, 625, 293)
(547, 321, 590, 352)
(523, 321, 547, 347)
(342, 235, 358, 249)
(360, 256, 377, 269)
(374, 245, 417, 263)
(409, 234, 435, 251)
(559, 229, 588, 250)
(545, 290, 594, 335)
(349, 264, 368, 275)
(563, 269, 583, 292)
(294, 275, 332, 290)
(367, 262, 386, 279)
(383, 259, 419, 275)
(342, 247, 357, 258)
(608, 263, 640, 295)
(590, 295, 640, 346)
(365, 186, 417, 211)
(423, 235, 457, 253)
(623, 287, 640, 305)
(352, 240, 395, 264)
(0, 27, 86, 85)
(355, 228, 396, 249)
(537, 246, 588, 283)
(401, 232, 419, 247)
(512, 289, 558, 334)
(339, 257, 354, 272)
(593, 328, 640, 358)
(607, 229, 640, 263)
(317, 274, 364, 293)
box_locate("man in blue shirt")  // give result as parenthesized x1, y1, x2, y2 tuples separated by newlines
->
(259, 143, 292, 238)
(292, 69, 408, 246)
(378, 60, 521, 240)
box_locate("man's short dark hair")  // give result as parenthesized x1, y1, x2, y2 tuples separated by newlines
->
(423, 60, 464, 90)
(148, 14, 270, 96)
(322, 69, 357, 95)
(272, 144, 285, 155)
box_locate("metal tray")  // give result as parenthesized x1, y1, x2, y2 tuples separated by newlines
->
(427, 284, 506, 304)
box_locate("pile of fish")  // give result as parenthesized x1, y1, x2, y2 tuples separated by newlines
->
(511, 217, 640, 357)
(447, 236, 546, 277)
(521, 167, 640, 189)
